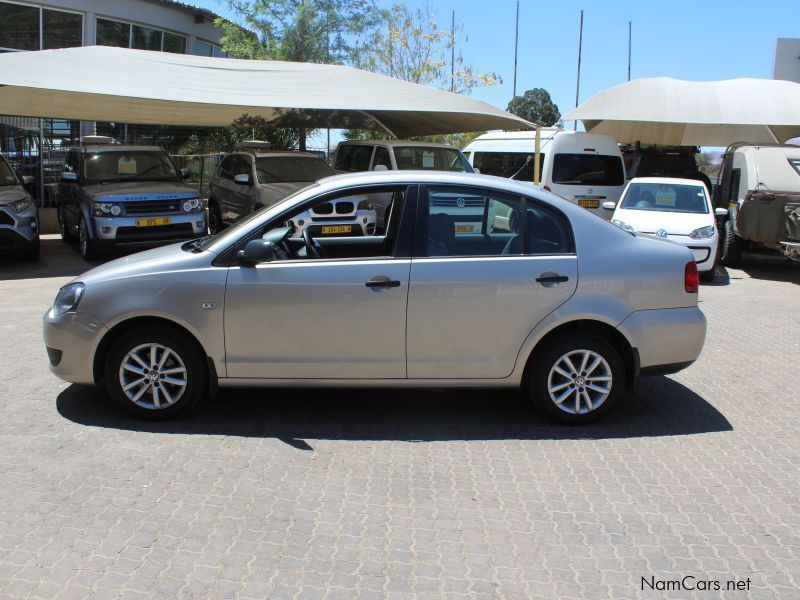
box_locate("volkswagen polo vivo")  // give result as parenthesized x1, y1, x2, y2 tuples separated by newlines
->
(43, 172, 707, 424)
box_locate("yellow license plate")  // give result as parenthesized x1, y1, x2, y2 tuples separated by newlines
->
(455, 224, 475, 233)
(321, 225, 351, 235)
(578, 199, 600, 209)
(135, 217, 172, 227)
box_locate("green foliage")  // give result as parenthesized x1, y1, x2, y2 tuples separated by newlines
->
(507, 88, 561, 127)
(179, 126, 299, 155)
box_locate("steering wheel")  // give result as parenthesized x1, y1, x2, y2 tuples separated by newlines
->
(303, 228, 326, 258)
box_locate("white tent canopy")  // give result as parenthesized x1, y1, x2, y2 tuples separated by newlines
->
(564, 78, 800, 146)
(0, 46, 532, 137)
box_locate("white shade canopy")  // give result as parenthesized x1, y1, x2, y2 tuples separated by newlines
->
(564, 77, 800, 146)
(0, 46, 533, 137)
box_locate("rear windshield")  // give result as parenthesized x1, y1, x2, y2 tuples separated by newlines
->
(83, 150, 178, 183)
(552, 154, 624, 186)
(256, 156, 334, 183)
(621, 182, 709, 213)
(395, 146, 470, 172)
(0, 159, 17, 186)
(473, 152, 543, 182)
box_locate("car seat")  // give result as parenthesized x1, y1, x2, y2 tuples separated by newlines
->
(428, 213, 455, 255)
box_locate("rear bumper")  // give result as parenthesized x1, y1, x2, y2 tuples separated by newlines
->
(618, 307, 706, 372)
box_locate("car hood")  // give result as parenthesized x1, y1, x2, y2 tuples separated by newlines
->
(0, 184, 30, 206)
(258, 181, 309, 202)
(82, 181, 199, 202)
(74, 241, 213, 286)
(612, 207, 712, 235)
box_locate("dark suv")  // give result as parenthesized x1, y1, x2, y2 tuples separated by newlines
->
(0, 155, 39, 260)
(58, 145, 206, 260)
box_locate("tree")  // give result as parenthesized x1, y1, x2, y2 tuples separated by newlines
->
(217, 1, 380, 149)
(506, 88, 560, 127)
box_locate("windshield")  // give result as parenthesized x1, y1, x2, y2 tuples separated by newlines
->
(256, 156, 334, 184)
(83, 150, 178, 183)
(620, 182, 709, 214)
(552, 154, 624, 186)
(194, 183, 319, 251)
(473, 151, 544, 182)
(0, 159, 17, 186)
(395, 146, 470, 172)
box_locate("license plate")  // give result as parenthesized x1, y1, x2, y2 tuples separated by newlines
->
(455, 224, 475, 233)
(135, 217, 172, 227)
(321, 225, 351, 235)
(577, 199, 600, 209)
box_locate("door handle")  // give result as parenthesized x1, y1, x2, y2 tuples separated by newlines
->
(535, 274, 569, 284)
(365, 279, 401, 289)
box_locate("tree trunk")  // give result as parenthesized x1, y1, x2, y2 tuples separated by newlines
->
(299, 129, 306, 151)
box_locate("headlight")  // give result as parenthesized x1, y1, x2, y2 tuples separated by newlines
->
(92, 202, 117, 216)
(612, 219, 634, 233)
(9, 198, 32, 212)
(49, 283, 85, 318)
(689, 225, 716, 239)
(183, 198, 202, 212)
(357, 200, 374, 211)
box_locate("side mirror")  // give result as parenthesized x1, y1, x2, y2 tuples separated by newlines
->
(372, 164, 388, 172)
(61, 172, 78, 182)
(21, 175, 35, 186)
(602, 201, 617, 211)
(473, 167, 481, 174)
(179, 168, 189, 179)
(715, 207, 728, 217)
(234, 173, 252, 185)
(237, 239, 275, 264)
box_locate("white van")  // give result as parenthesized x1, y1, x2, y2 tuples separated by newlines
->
(463, 130, 626, 218)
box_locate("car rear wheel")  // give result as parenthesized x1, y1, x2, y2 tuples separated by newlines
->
(104, 326, 207, 419)
(720, 219, 742, 268)
(528, 334, 624, 424)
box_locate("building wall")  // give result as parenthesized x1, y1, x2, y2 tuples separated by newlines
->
(773, 38, 800, 84)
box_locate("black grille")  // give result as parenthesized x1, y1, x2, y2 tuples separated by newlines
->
(0, 211, 14, 226)
(115, 223, 194, 242)
(123, 201, 184, 215)
(335, 201, 354, 214)
(313, 202, 333, 215)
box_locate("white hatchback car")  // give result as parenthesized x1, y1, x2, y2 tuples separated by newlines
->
(607, 177, 719, 281)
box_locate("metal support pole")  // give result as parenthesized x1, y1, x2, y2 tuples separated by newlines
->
(533, 126, 541, 186)
(450, 10, 456, 93)
(574, 10, 584, 131)
(38, 118, 44, 207)
(627, 21, 632, 81)
(513, 1, 519, 99)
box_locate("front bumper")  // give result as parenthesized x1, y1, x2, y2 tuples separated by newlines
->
(655, 233, 718, 271)
(43, 309, 107, 384)
(618, 306, 707, 372)
(0, 206, 38, 254)
(91, 211, 206, 247)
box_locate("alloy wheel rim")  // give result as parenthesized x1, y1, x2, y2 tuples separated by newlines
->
(118, 343, 188, 410)
(79, 221, 87, 254)
(547, 349, 612, 415)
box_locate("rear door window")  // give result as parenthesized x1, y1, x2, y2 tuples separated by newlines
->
(552, 154, 624, 186)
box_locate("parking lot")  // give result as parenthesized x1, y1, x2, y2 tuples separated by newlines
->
(0, 236, 798, 599)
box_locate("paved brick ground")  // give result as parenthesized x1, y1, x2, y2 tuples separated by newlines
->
(0, 238, 798, 599)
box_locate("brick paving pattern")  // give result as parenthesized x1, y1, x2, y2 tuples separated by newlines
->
(0, 240, 798, 599)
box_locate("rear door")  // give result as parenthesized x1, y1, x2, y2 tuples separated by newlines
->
(406, 185, 578, 379)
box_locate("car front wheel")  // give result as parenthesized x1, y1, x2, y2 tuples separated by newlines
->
(104, 326, 207, 419)
(78, 216, 98, 261)
(208, 200, 223, 235)
(528, 334, 624, 424)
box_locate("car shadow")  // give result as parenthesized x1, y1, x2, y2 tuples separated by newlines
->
(0, 237, 98, 281)
(702, 265, 731, 286)
(57, 376, 732, 446)
(735, 249, 800, 285)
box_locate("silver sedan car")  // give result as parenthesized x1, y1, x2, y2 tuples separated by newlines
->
(43, 171, 707, 424)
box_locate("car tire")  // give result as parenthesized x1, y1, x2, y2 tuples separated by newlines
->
(208, 200, 223, 235)
(700, 268, 715, 283)
(528, 334, 624, 424)
(78, 216, 98, 261)
(104, 325, 208, 420)
(720, 219, 742, 268)
(21, 236, 40, 261)
(58, 207, 75, 242)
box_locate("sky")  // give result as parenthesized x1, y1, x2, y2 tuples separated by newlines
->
(193, 0, 796, 146)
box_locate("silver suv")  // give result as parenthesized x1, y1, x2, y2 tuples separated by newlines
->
(57, 145, 206, 260)
(208, 150, 335, 234)
(43, 171, 707, 425)
(0, 155, 39, 260)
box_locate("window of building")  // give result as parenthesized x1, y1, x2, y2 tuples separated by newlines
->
(132, 24, 162, 51)
(96, 18, 130, 48)
(96, 17, 187, 54)
(163, 32, 186, 54)
(42, 8, 82, 49)
(195, 39, 226, 57)
(0, 2, 39, 50)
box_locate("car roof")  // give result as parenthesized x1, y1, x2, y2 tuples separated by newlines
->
(338, 140, 459, 149)
(627, 177, 707, 186)
(234, 151, 322, 159)
(76, 145, 166, 153)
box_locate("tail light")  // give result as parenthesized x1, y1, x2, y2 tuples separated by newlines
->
(543, 185, 551, 192)
(685, 261, 699, 293)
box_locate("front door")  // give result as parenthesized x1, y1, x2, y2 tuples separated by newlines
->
(406, 185, 578, 379)
(223, 185, 414, 379)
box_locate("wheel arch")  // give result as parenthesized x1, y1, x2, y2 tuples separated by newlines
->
(521, 319, 637, 391)
(92, 315, 216, 390)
